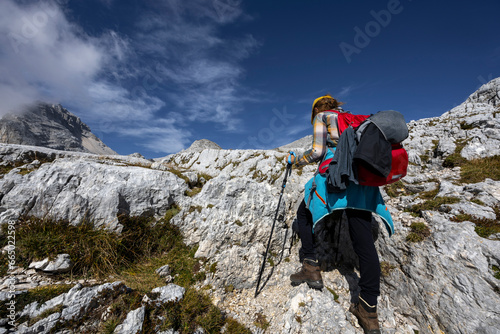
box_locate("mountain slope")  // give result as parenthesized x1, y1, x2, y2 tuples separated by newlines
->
(0, 78, 499, 333)
(0, 103, 116, 155)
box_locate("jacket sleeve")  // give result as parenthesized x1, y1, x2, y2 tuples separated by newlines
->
(295, 114, 327, 166)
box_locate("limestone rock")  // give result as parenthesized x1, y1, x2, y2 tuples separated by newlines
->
(18, 282, 127, 333)
(0, 158, 187, 231)
(113, 306, 146, 334)
(0, 103, 116, 155)
(185, 139, 221, 152)
(150, 284, 185, 304)
(28, 254, 73, 274)
(155, 265, 171, 278)
(278, 284, 357, 333)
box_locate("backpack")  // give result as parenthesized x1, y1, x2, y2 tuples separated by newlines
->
(319, 110, 408, 187)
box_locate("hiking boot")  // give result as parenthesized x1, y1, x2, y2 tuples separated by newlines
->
(349, 300, 381, 334)
(290, 259, 323, 290)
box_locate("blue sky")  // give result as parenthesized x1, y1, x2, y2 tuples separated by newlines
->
(1, 0, 499, 158)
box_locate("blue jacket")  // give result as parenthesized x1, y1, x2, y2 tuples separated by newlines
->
(304, 149, 394, 236)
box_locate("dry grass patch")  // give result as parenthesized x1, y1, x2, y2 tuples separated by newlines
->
(460, 155, 500, 183)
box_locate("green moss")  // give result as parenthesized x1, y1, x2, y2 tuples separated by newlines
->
(406, 222, 431, 243)
(234, 220, 243, 227)
(224, 284, 235, 293)
(207, 204, 214, 209)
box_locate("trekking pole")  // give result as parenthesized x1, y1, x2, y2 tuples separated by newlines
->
(255, 159, 293, 298)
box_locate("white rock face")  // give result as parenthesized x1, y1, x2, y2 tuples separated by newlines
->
(184, 139, 222, 152)
(0, 158, 187, 231)
(18, 282, 127, 333)
(150, 284, 186, 304)
(404, 77, 500, 162)
(0, 103, 116, 155)
(113, 306, 146, 334)
(28, 254, 73, 274)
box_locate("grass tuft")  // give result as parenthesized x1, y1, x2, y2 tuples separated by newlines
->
(0, 207, 251, 333)
(492, 265, 500, 280)
(380, 261, 396, 277)
(225, 317, 252, 334)
(384, 180, 407, 198)
(459, 156, 500, 183)
(451, 209, 500, 238)
(406, 197, 460, 217)
(459, 121, 475, 130)
(406, 222, 431, 243)
(254, 312, 270, 331)
(2, 204, 185, 278)
(326, 287, 340, 302)
(442, 139, 467, 168)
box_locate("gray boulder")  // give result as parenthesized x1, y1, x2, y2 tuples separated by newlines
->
(113, 306, 146, 334)
(28, 254, 73, 274)
(0, 158, 187, 231)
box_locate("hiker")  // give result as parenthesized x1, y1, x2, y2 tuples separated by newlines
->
(287, 95, 383, 334)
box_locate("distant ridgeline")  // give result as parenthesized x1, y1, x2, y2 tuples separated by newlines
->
(0, 103, 116, 155)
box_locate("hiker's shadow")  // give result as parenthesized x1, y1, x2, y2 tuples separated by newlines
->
(312, 212, 380, 303)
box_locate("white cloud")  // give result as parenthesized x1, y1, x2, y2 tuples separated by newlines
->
(0, 0, 103, 112)
(0, 0, 258, 155)
(127, 0, 259, 130)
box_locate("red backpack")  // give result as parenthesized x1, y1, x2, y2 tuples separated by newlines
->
(319, 110, 408, 187)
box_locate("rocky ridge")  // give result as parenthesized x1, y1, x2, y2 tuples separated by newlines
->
(0, 78, 499, 333)
(0, 103, 116, 156)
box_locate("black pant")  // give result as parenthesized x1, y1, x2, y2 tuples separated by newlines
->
(296, 200, 380, 306)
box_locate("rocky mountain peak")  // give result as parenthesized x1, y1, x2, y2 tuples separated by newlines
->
(0, 103, 116, 155)
(469, 76, 500, 106)
(185, 139, 222, 152)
